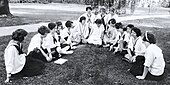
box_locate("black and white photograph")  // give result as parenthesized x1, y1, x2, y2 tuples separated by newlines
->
(0, 0, 170, 85)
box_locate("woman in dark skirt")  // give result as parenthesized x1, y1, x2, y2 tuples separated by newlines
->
(136, 32, 165, 81)
(127, 27, 146, 76)
(4, 29, 45, 83)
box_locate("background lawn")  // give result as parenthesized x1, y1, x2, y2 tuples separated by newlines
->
(0, 3, 85, 27)
(0, 3, 170, 85)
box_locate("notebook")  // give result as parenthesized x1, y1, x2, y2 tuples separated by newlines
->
(54, 58, 68, 65)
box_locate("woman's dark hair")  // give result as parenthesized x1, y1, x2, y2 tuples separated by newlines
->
(48, 22, 56, 30)
(108, 18, 116, 25)
(123, 27, 127, 31)
(94, 19, 102, 24)
(126, 24, 134, 28)
(131, 27, 142, 37)
(38, 26, 50, 35)
(86, 7, 92, 11)
(56, 21, 63, 30)
(143, 32, 156, 44)
(115, 22, 122, 29)
(65, 20, 73, 28)
(56, 21, 62, 27)
(79, 16, 86, 23)
(12, 29, 28, 42)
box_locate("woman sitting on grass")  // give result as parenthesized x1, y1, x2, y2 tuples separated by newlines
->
(109, 22, 122, 52)
(78, 6, 93, 26)
(27, 26, 53, 62)
(113, 26, 130, 54)
(103, 18, 117, 47)
(136, 32, 165, 81)
(74, 16, 90, 44)
(63, 20, 77, 48)
(45, 22, 73, 58)
(57, 21, 77, 49)
(123, 27, 146, 63)
(87, 19, 105, 45)
(126, 27, 146, 77)
(4, 29, 45, 83)
(117, 24, 134, 56)
(125, 24, 135, 54)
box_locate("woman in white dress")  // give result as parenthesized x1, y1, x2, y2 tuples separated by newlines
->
(103, 18, 117, 46)
(74, 16, 90, 44)
(87, 19, 105, 45)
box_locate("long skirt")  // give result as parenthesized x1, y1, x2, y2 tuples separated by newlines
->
(130, 55, 145, 76)
(11, 56, 45, 78)
(28, 49, 47, 62)
(145, 72, 165, 81)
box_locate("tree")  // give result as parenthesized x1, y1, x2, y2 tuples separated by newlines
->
(0, 0, 12, 16)
(130, 0, 136, 14)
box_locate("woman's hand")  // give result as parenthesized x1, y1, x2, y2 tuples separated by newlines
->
(5, 78, 10, 83)
(131, 56, 136, 62)
(46, 53, 52, 62)
(136, 76, 145, 79)
(136, 66, 149, 80)
(5, 73, 11, 83)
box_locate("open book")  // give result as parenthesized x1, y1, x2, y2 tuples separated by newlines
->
(54, 58, 68, 65)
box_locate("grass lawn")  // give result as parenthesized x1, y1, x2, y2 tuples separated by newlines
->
(0, 18, 170, 85)
(0, 10, 83, 27)
(0, 3, 85, 27)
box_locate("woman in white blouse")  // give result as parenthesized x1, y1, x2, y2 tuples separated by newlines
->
(128, 27, 146, 77)
(136, 32, 165, 81)
(61, 20, 77, 49)
(124, 27, 146, 62)
(78, 7, 93, 26)
(27, 26, 52, 62)
(103, 18, 117, 47)
(74, 16, 90, 44)
(44, 22, 73, 61)
(4, 29, 45, 83)
(87, 19, 105, 45)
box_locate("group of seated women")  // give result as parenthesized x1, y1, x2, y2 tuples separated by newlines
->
(4, 6, 165, 83)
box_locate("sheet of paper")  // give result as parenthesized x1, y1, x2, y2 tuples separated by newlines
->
(54, 58, 68, 65)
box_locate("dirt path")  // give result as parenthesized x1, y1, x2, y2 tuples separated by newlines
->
(1, 14, 170, 37)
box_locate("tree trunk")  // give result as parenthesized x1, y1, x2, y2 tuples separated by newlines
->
(0, 0, 12, 16)
(130, 0, 136, 14)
